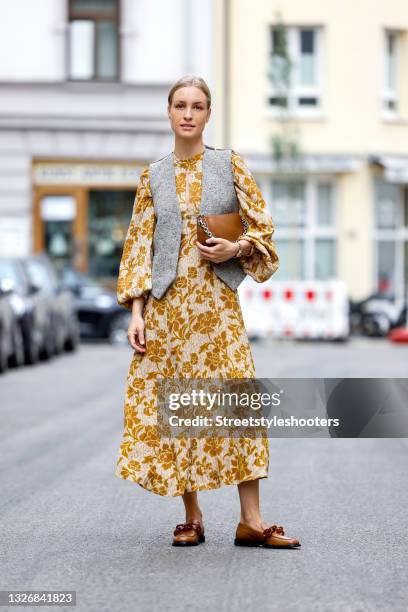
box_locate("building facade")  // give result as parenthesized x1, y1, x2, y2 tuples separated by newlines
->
(2, 0, 407, 302)
(215, 0, 408, 300)
(0, 0, 215, 284)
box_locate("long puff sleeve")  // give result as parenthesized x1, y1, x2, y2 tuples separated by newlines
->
(231, 150, 279, 282)
(116, 167, 155, 310)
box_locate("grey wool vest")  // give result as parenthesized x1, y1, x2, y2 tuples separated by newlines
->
(148, 145, 247, 299)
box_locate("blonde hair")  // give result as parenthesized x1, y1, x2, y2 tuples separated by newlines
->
(168, 75, 211, 109)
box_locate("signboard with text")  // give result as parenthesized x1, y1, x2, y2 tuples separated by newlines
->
(32, 163, 144, 186)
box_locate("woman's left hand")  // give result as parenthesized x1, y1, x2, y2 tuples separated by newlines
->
(196, 237, 248, 263)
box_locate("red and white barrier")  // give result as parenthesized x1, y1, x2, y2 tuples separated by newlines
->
(238, 278, 350, 340)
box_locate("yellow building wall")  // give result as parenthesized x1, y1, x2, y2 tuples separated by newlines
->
(213, 0, 408, 299)
(218, 0, 408, 155)
(337, 164, 374, 299)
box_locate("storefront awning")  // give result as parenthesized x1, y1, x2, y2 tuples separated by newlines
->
(370, 155, 408, 184)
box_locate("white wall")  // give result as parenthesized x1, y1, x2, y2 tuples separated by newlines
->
(121, 0, 183, 83)
(0, 0, 215, 85)
(0, 0, 66, 81)
(121, 0, 214, 84)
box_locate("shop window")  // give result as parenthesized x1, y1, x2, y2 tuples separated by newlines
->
(374, 181, 408, 298)
(377, 241, 396, 295)
(88, 190, 134, 279)
(40, 195, 76, 275)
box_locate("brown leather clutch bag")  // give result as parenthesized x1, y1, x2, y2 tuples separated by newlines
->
(197, 212, 249, 245)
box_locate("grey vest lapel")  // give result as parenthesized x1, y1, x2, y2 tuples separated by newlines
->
(149, 152, 182, 299)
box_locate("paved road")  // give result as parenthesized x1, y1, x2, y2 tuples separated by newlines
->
(253, 336, 408, 377)
(1, 342, 407, 612)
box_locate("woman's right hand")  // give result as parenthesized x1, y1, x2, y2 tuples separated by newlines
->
(127, 313, 146, 352)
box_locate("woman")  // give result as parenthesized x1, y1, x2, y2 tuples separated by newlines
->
(115, 75, 300, 549)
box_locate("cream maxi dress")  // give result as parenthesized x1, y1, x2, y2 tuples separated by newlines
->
(115, 148, 279, 497)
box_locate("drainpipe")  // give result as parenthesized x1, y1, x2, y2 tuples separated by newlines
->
(184, 0, 193, 74)
(223, 0, 231, 148)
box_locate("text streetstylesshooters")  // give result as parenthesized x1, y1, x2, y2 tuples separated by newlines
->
(168, 415, 340, 428)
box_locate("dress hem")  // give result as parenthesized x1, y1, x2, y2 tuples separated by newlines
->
(114, 467, 269, 498)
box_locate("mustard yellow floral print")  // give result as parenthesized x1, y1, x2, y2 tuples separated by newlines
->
(231, 151, 280, 282)
(116, 167, 155, 310)
(115, 149, 279, 496)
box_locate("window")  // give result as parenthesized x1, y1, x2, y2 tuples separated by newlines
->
(270, 178, 336, 280)
(40, 195, 76, 274)
(374, 181, 408, 297)
(382, 30, 399, 115)
(268, 26, 322, 114)
(68, 0, 119, 81)
(88, 190, 135, 279)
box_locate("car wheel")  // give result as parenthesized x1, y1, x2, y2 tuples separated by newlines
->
(0, 338, 9, 373)
(65, 318, 80, 352)
(332, 336, 349, 344)
(9, 322, 25, 368)
(108, 312, 131, 345)
(363, 314, 390, 337)
(25, 328, 40, 365)
(39, 329, 54, 361)
(377, 314, 391, 336)
(53, 326, 65, 355)
(370, 315, 390, 337)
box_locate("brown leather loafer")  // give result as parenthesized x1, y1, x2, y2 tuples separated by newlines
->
(172, 521, 205, 546)
(234, 522, 301, 548)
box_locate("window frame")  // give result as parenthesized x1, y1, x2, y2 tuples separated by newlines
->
(67, 0, 121, 82)
(267, 25, 324, 118)
(382, 29, 400, 118)
(259, 175, 337, 280)
(373, 180, 408, 298)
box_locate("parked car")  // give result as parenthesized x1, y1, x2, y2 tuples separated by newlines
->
(0, 276, 20, 373)
(60, 266, 130, 344)
(21, 254, 80, 355)
(0, 257, 48, 367)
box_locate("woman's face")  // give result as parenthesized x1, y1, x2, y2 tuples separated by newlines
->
(168, 86, 211, 140)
